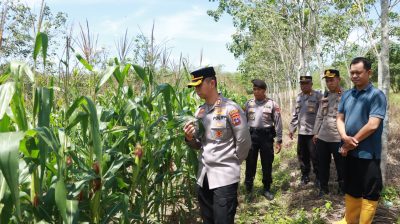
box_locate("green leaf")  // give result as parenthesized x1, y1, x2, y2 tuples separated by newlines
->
(55, 178, 67, 223)
(75, 54, 93, 71)
(10, 61, 34, 83)
(33, 32, 48, 66)
(66, 200, 79, 224)
(0, 132, 25, 219)
(96, 65, 118, 93)
(0, 82, 15, 120)
(133, 65, 149, 85)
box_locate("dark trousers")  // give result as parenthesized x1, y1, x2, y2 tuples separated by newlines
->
(197, 175, 238, 224)
(245, 128, 274, 191)
(344, 155, 382, 201)
(316, 139, 344, 191)
(297, 134, 318, 179)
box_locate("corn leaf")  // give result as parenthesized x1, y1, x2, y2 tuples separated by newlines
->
(55, 178, 67, 223)
(133, 65, 149, 85)
(75, 54, 93, 72)
(10, 61, 34, 83)
(0, 82, 15, 120)
(33, 32, 48, 66)
(67, 200, 79, 224)
(96, 65, 118, 93)
(0, 132, 25, 219)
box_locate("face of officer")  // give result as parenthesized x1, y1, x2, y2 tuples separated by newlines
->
(195, 78, 216, 99)
(300, 81, 313, 94)
(350, 62, 371, 90)
(252, 86, 266, 101)
(325, 77, 341, 92)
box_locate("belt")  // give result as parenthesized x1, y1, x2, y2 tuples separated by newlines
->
(249, 127, 273, 131)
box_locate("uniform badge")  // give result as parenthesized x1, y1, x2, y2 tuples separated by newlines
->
(214, 107, 226, 115)
(248, 113, 255, 120)
(213, 130, 223, 139)
(197, 108, 205, 118)
(229, 109, 241, 126)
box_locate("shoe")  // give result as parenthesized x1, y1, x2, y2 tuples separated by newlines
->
(301, 176, 310, 185)
(263, 190, 274, 200)
(334, 194, 362, 224)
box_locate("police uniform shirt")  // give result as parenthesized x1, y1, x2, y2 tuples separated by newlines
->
(186, 95, 251, 189)
(313, 89, 343, 142)
(244, 98, 283, 142)
(289, 90, 323, 135)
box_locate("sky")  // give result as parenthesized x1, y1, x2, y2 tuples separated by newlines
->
(24, 0, 239, 72)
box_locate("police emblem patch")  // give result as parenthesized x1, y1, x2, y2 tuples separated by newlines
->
(229, 109, 241, 126)
(214, 130, 223, 139)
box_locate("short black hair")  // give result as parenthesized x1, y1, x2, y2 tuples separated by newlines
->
(350, 57, 372, 70)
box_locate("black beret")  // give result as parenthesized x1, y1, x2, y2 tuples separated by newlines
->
(323, 69, 340, 78)
(251, 79, 267, 89)
(187, 67, 216, 87)
(299, 76, 312, 82)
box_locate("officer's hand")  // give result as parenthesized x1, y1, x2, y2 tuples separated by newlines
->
(289, 132, 294, 140)
(183, 121, 195, 141)
(312, 135, 318, 144)
(275, 143, 282, 154)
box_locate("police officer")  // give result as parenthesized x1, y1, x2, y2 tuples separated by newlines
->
(183, 66, 251, 224)
(244, 79, 282, 200)
(289, 76, 322, 185)
(313, 69, 345, 196)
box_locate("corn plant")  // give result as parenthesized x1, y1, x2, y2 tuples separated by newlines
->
(0, 28, 206, 223)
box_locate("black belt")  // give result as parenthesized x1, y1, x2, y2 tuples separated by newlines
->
(250, 127, 273, 131)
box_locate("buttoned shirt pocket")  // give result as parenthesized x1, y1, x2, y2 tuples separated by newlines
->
(262, 107, 273, 123)
(248, 108, 256, 120)
(306, 100, 317, 114)
(211, 120, 228, 142)
(322, 100, 329, 116)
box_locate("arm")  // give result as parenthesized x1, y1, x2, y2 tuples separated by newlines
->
(313, 100, 323, 136)
(289, 97, 299, 139)
(273, 102, 283, 153)
(337, 113, 358, 155)
(353, 117, 382, 142)
(228, 106, 251, 164)
(354, 91, 387, 142)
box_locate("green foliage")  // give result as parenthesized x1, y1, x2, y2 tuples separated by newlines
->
(366, 42, 400, 92)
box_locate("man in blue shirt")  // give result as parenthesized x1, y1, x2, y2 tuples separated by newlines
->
(335, 57, 387, 224)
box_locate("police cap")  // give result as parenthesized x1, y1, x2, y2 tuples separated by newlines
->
(299, 76, 312, 83)
(251, 79, 267, 89)
(323, 69, 340, 79)
(187, 67, 216, 87)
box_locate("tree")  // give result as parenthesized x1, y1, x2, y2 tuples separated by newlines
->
(0, 0, 67, 71)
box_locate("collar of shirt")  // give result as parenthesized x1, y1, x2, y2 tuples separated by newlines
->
(351, 82, 373, 96)
(255, 98, 267, 105)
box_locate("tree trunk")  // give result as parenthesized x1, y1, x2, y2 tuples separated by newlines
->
(379, 0, 390, 184)
(0, 2, 9, 52)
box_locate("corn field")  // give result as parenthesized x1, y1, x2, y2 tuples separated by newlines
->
(0, 32, 225, 223)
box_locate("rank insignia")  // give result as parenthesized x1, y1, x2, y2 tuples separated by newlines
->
(197, 108, 205, 118)
(229, 109, 241, 126)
